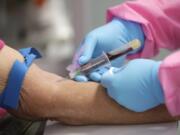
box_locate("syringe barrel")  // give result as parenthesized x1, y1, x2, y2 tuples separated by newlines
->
(69, 39, 141, 79)
(79, 52, 111, 75)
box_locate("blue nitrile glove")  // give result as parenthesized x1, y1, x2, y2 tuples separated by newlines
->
(101, 59, 165, 112)
(75, 18, 145, 82)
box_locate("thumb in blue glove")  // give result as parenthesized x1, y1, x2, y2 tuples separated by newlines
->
(74, 18, 145, 82)
(101, 59, 165, 112)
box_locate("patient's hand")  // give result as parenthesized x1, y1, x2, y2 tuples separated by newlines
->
(0, 46, 177, 125)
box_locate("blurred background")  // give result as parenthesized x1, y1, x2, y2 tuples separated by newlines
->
(0, 0, 125, 77)
(0, 0, 170, 76)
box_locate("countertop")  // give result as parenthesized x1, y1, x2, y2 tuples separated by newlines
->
(44, 121, 177, 135)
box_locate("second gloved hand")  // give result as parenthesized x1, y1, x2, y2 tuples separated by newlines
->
(74, 18, 144, 82)
(101, 59, 165, 112)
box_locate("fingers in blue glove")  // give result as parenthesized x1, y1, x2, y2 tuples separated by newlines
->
(74, 75, 88, 82)
(89, 72, 101, 82)
(74, 73, 101, 82)
(74, 65, 110, 82)
(89, 65, 111, 82)
(79, 35, 97, 65)
(101, 59, 164, 112)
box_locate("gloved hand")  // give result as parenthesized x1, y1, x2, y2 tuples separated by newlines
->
(101, 59, 165, 112)
(74, 18, 145, 82)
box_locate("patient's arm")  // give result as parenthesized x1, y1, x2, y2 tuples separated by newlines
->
(0, 45, 177, 125)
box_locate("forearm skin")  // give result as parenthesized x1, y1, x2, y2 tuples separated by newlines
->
(0, 46, 177, 125)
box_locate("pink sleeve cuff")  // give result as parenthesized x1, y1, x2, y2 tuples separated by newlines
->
(0, 39, 5, 50)
(0, 108, 7, 118)
(106, 4, 158, 59)
(106, 0, 180, 59)
(0, 40, 6, 118)
(159, 51, 180, 116)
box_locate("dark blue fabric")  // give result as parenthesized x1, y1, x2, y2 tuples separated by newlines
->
(19, 48, 42, 67)
(0, 48, 41, 109)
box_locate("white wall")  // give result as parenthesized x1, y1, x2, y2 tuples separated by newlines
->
(66, 0, 124, 48)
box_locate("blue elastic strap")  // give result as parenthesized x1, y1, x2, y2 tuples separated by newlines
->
(0, 47, 41, 109)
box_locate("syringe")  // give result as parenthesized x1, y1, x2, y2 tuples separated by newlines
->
(69, 39, 141, 79)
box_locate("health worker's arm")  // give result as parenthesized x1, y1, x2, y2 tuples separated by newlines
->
(107, 0, 180, 117)
(0, 45, 177, 124)
(107, 0, 180, 58)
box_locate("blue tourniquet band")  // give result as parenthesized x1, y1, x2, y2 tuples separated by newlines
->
(0, 48, 41, 109)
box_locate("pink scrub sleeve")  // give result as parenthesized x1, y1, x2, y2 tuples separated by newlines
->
(159, 51, 180, 116)
(107, 0, 180, 116)
(0, 39, 6, 118)
(0, 40, 5, 50)
(107, 0, 180, 58)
